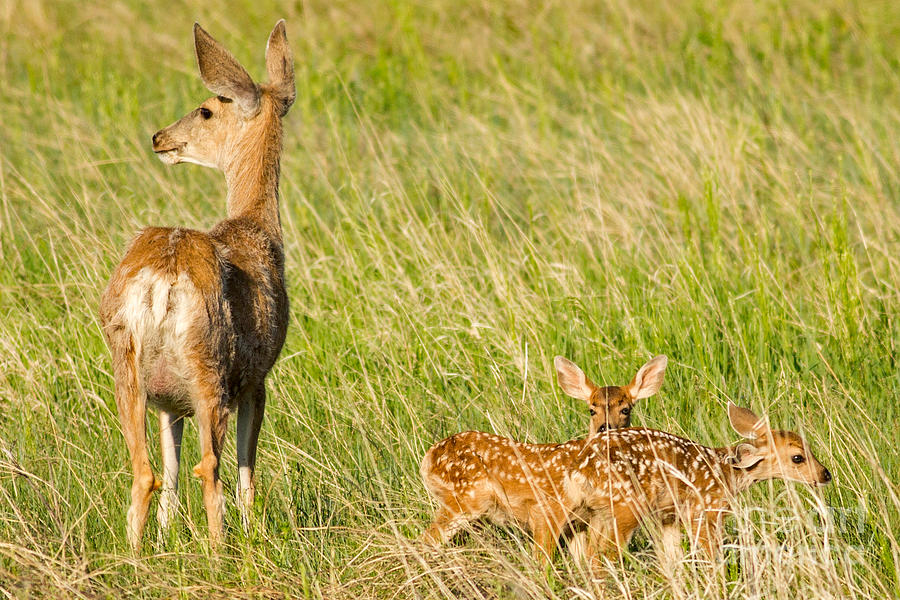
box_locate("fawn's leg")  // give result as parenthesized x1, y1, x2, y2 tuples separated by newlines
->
(654, 510, 685, 569)
(421, 506, 472, 546)
(656, 517, 687, 599)
(530, 506, 568, 566)
(586, 507, 640, 577)
(692, 509, 724, 560)
(157, 410, 184, 533)
(690, 509, 728, 589)
(422, 489, 495, 546)
(658, 521, 685, 565)
(567, 530, 590, 565)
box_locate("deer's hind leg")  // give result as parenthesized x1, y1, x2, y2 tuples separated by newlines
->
(190, 371, 229, 548)
(422, 489, 495, 547)
(112, 337, 159, 552)
(236, 382, 266, 529)
(422, 505, 473, 546)
(157, 410, 184, 534)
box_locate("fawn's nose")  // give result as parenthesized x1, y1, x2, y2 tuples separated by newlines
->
(597, 424, 607, 434)
(821, 468, 832, 484)
(152, 131, 161, 146)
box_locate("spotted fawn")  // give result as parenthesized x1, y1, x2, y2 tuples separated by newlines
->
(420, 355, 668, 564)
(565, 402, 831, 572)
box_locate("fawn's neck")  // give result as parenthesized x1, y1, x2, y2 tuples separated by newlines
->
(714, 446, 762, 495)
(223, 103, 284, 242)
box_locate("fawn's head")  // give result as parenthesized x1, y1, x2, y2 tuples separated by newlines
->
(728, 402, 831, 486)
(554, 355, 668, 436)
(151, 21, 295, 170)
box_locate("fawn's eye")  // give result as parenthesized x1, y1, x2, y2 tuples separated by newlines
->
(200, 107, 212, 119)
(791, 454, 805, 464)
(621, 407, 631, 416)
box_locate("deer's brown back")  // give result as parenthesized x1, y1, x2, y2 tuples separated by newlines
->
(100, 220, 287, 413)
(211, 217, 288, 389)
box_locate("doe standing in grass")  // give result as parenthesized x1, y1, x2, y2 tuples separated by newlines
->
(99, 20, 295, 550)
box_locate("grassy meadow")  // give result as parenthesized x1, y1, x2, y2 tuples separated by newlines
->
(2, 0, 900, 597)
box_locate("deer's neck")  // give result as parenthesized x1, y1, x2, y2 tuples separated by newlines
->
(715, 446, 760, 495)
(223, 106, 283, 242)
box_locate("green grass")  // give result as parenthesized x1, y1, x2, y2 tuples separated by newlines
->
(2, 0, 900, 597)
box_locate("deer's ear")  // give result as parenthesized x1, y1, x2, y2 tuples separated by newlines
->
(265, 19, 295, 115)
(625, 355, 668, 400)
(728, 402, 770, 439)
(194, 23, 260, 116)
(731, 443, 764, 469)
(554, 356, 596, 403)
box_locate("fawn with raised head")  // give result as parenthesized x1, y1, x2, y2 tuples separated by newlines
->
(420, 355, 668, 563)
(565, 402, 831, 572)
(99, 21, 295, 550)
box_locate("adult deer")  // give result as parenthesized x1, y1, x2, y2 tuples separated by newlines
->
(420, 355, 668, 564)
(566, 402, 831, 573)
(99, 20, 295, 550)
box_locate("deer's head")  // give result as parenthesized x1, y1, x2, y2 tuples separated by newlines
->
(728, 402, 832, 486)
(151, 21, 295, 170)
(554, 355, 668, 436)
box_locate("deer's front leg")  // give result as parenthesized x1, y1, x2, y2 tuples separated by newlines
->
(692, 508, 724, 560)
(586, 505, 640, 577)
(530, 505, 568, 567)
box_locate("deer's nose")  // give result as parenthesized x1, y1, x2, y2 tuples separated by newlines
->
(152, 131, 162, 146)
(821, 468, 832, 484)
(597, 424, 607, 434)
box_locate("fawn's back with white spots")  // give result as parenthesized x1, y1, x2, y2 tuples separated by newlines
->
(566, 402, 831, 569)
(420, 355, 667, 563)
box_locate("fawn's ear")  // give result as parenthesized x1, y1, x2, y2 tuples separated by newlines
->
(731, 443, 765, 469)
(554, 356, 596, 403)
(728, 402, 770, 439)
(265, 19, 295, 115)
(625, 355, 668, 400)
(194, 23, 260, 116)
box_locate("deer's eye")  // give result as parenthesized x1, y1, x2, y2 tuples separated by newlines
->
(791, 454, 805, 464)
(200, 107, 212, 119)
(621, 407, 631, 416)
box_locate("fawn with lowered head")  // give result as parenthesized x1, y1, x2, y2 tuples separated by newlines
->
(99, 21, 295, 550)
(420, 355, 668, 563)
(565, 402, 831, 571)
